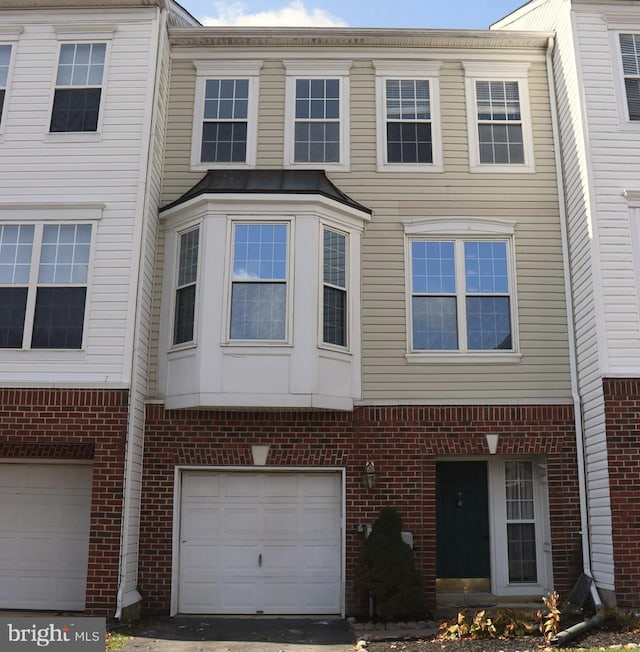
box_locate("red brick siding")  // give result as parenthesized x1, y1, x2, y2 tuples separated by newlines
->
(0, 388, 129, 616)
(604, 378, 640, 607)
(140, 403, 582, 616)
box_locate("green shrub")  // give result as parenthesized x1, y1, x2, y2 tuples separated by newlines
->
(355, 506, 426, 621)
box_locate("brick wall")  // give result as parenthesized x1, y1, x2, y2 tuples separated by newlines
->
(604, 378, 640, 607)
(140, 403, 582, 616)
(0, 388, 129, 615)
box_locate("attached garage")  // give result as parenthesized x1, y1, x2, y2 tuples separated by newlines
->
(0, 463, 92, 610)
(177, 470, 343, 615)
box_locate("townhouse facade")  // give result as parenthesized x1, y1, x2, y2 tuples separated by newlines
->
(495, 0, 640, 609)
(0, 0, 196, 617)
(136, 26, 585, 616)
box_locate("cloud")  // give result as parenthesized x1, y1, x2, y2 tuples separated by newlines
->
(202, 0, 348, 27)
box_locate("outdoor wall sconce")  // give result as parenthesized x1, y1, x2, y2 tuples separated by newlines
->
(363, 461, 377, 489)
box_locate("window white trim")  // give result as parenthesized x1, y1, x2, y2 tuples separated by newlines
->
(46, 38, 112, 141)
(319, 224, 350, 352)
(223, 216, 293, 346)
(463, 62, 534, 173)
(0, 30, 20, 141)
(170, 223, 201, 351)
(404, 217, 520, 362)
(373, 60, 442, 172)
(609, 29, 640, 128)
(190, 60, 262, 171)
(283, 60, 351, 171)
(0, 220, 97, 351)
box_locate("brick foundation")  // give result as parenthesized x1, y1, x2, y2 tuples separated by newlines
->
(0, 388, 129, 616)
(604, 378, 640, 607)
(140, 403, 582, 616)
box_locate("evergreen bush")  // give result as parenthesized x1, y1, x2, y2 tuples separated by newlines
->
(356, 506, 426, 621)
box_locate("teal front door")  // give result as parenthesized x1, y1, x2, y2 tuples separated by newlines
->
(436, 461, 490, 587)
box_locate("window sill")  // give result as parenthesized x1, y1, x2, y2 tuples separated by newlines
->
(221, 341, 293, 350)
(44, 132, 102, 143)
(190, 161, 255, 173)
(469, 163, 535, 174)
(405, 352, 522, 364)
(284, 161, 350, 173)
(378, 163, 443, 173)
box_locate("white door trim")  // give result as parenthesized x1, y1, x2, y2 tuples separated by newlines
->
(171, 465, 346, 616)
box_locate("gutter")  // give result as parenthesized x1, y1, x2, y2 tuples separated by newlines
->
(545, 33, 603, 619)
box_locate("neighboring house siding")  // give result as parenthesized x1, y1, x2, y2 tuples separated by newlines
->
(494, 0, 617, 594)
(0, 9, 155, 386)
(159, 49, 572, 404)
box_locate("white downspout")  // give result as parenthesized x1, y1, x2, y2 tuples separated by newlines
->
(545, 36, 601, 609)
(114, 4, 166, 620)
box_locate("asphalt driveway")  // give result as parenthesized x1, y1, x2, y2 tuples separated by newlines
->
(117, 616, 356, 652)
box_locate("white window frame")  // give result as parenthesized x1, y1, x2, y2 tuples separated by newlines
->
(283, 60, 351, 171)
(373, 60, 443, 172)
(320, 224, 349, 351)
(223, 217, 293, 346)
(463, 62, 534, 173)
(0, 218, 97, 351)
(46, 26, 114, 141)
(170, 224, 201, 350)
(0, 28, 21, 141)
(190, 60, 262, 171)
(608, 26, 640, 128)
(404, 217, 520, 363)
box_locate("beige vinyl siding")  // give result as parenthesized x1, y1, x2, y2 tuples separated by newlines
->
(0, 9, 156, 386)
(159, 44, 572, 404)
(495, 0, 615, 591)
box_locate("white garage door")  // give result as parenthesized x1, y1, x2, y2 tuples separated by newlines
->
(0, 463, 92, 610)
(179, 471, 342, 614)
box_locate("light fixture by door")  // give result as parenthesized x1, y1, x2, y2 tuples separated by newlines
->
(362, 461, 376, 489)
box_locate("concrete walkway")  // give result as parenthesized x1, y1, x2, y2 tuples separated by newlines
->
(117, 616, 357, 652)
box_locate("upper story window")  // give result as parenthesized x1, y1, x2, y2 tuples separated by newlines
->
(191, 61, 261, 170)
(229, 222, 288, 341)
(50, 42, 106, 133)
(173, 227, 199, 346)
(284, 60, 351, 171)
(463, 62, 534, 173)
(323, 227, 347, 347)
(405, 218, 519, 362)
(0, 223, 92, 349)
(374, 61, 442, 172)
(619, 34, 640, 121)
(0, 44, 11, 125)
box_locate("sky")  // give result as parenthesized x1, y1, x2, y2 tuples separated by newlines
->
(177, 0, 529, 30)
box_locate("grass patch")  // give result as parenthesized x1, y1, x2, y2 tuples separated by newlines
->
(106, 625, 136, 652)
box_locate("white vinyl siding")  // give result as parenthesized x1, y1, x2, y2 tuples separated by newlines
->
(0, 9, 159, 385)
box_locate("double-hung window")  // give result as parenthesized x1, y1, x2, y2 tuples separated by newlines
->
(50, 42, 106, 133)
(406, 218, 518, 359)
(0, 44, 12, 126)
(619, 34, 640, 121)
(191, 61, 260, 169)
(173, 227, 199, 346)
(374, 61, 442, 171)
(229, 222, 288, 341)
(463, 62, 534, 173)
(323, 227, 347, 347)
(0, 223, 92, 349)
(284, 61, 351, 170)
